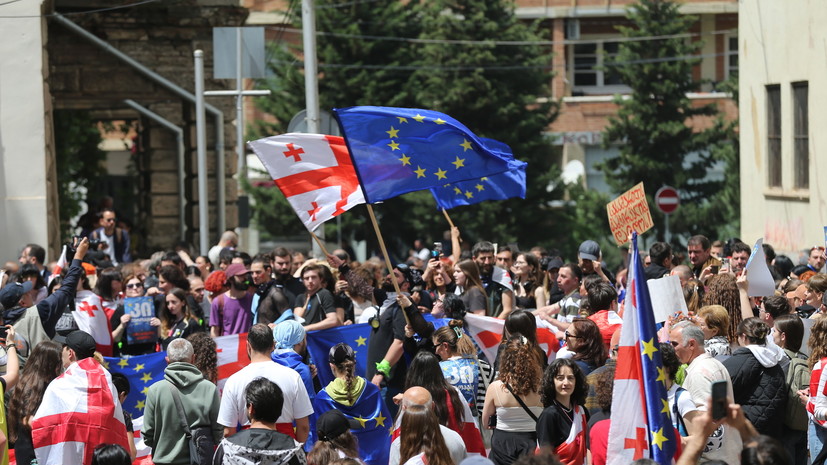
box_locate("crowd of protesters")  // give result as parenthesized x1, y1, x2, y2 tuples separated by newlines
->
(1, 208, 826, 465)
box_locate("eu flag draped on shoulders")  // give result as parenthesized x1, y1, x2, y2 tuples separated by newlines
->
(305, 323, 372, 387)
(333, 106, 523, 203)
(606, 232, 677, 465)
(431, 162, 526, 209)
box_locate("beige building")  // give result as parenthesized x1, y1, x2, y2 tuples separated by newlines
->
(739, 0, 823, 255)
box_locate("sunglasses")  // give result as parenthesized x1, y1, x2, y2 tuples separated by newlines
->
(126, 283, 143, 289)
(564, 331, 581, 339)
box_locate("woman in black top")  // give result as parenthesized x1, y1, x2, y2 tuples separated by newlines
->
(536, 358, 589, 464)
(158, 288, 203, 350)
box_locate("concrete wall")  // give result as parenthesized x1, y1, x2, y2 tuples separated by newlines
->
(739, 0, 827, 256)
(0, 0, 60, 263)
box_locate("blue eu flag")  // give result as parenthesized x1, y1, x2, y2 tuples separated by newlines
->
(103, 351, 167, 419)
(333, 106, 523, 203)
(431, 162, 526, 209)
(305, 323, 372, 387)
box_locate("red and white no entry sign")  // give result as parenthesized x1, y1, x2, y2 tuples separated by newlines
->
(654, 186, 680, 214)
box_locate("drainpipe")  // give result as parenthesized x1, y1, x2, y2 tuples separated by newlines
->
(123, 99, 186, 241)
(52, 13, 227, 238)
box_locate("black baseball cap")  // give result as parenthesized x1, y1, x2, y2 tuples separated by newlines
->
(317, 410, 360, 441)
(0, 281, 33, 310)
(63, 330, 97, 360)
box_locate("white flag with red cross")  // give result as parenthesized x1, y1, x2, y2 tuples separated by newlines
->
(31, 358, 131, 465)
(74, 290, 114, 356)
(249, 133, 366, 232)
(215, 332, 251, 393)
(464, 313, 558, 364)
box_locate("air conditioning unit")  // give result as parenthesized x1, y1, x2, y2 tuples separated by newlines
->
(566, 18, 580, 40)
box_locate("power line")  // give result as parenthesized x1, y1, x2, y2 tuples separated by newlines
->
(0, 0, 161, 19)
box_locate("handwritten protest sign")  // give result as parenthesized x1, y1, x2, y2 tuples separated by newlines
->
(124, 296, 157, 345)
(606, 182, 654, 245)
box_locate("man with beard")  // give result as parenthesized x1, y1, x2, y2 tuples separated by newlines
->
(688, 235, 721, 279)
(326, 254, 431, 417)
(294, 264, 340, 331)
(209, 263, 255, 337)
(472, 241, 514, 318)
(250, 254, 291, 325)
(271, 247, 304, 308)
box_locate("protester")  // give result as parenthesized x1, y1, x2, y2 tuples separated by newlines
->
(187, 331, 218, 384)
(432, 319, 481, 409)
(536, 359, 588, 465)
(774, 313, 809, 465)
(295, 263, 340, 331)
(307, 410, 364, 465)
(158, 287, 203, 350)
(453, 260, 488, 315)
(398, 404, 454, 465)
(209, 263, 254, 337)
(272, 320, 314, 402)
(696, 304, 732, 357)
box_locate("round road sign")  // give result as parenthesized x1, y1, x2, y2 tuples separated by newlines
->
(655, 186, 679, 214)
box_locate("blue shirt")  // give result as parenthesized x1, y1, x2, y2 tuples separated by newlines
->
(439, 357, 479, 407)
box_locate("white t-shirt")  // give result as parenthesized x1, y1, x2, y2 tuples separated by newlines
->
(667, 383, 699, 432)
(217, 361, 314, 427)
(389, 424, 467, 465)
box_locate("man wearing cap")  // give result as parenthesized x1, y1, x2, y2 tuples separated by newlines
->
(219, 324, 313, 442)
(143, 338, 222, 465)
(472, 241, 514, 318)
(577, 240, 614, 285)
(1, 238, 89, 363)
(31, 330, 131, 465)
(271, 320, 314, 401)
(388, 386, 467, 465)
(209, 262, 255, 337)
(545, 256, 565, 305)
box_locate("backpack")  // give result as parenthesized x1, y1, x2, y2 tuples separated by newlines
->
(781, 351, 810, 430)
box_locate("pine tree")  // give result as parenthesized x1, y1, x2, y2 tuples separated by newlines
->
(599, 0, 738, 243)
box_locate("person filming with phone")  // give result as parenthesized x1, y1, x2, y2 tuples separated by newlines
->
(669, 321, 741, 464)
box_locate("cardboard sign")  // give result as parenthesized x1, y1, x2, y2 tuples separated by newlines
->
(606, 182, 654, 245)
(646, 275, 688, 324)
(124, 296, 158, 345)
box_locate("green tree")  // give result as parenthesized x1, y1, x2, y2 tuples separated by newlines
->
(250, 0, 563, 254)
(598, 0, 739, 244)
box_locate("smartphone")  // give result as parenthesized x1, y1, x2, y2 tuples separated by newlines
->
(711, 380, 728, 420)
(721, 257, 730, 272)
(432, 242, 443, 258)
(710, 265, 719, 274)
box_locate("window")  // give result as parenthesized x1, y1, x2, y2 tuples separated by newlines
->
(766, 85, 781, 188)
(570, 40, 625, 92)
(726, 35, 738, 78)
(793, 81, 809, 189)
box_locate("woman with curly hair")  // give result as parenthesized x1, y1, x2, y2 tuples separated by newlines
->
(536, 359, 588, 465)
(565, 318, 607, 376)
(186, 332, 217, 383)
(703, 273, 743, 343)
(312, 343, 390, 465)
(482, 337, 544, 465)
(807, 318, 827, 459)
(452, 260, 488, 315)
(9, 340, 62, 465)
(398, 404, 453, 465)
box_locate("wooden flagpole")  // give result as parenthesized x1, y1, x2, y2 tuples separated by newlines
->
(366, 204, 411, 325)
(441, 208, 455, 229)
(309, 231, 330, 258)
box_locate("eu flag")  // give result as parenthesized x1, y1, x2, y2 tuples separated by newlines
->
(430, 162, 526, 209)
(333, 106, 523, 203)
(606, 232, 677, 465)
(305, 323, 372, 387)
(103, 352, 167, 419)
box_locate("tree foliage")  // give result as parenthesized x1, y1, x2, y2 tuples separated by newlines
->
(597, 0, 739, 245)
(249, 0, 563, 255)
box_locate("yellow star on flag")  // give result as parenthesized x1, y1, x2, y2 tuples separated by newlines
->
(476, 184, 484, 192)
(136, 400, 145, 410)
(142, 386, 150, 395)
(661, 398, 670, 415)
(374, 413, 387, 427)
(481, 177, 488, 181)
(387, 141, 400, 151)
(433, 118, 446, 125)
(355, 336, 367, 346)
(354, 416, 368, 428)
(141, 372, 153, 383)
(641, 338, 658, 360)
(651, 427, 669, 450)
(464, 191, 473, 199)
(398, 154, 411, 166)
(460, 139, 473, 151)
(656, 366, 668, 385)
(435, 168, 447, 180)
(133, 363, 145, 372)
(397, 116, 408, 123)
(454, 187, 462, 195)
(118, 358, 130, 368)
(412, 114, 426, 123)
(414, 166, 427, 178)
(452, 156, 465, 169)
(386, 126, 399, 138)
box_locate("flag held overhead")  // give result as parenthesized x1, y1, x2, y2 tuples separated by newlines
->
(333, 106, 523, 203)
(430, 162, 527, 210)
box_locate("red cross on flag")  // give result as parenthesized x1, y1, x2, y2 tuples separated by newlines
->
(31, 357, 131, 465)
(249, 133, 366, 232)
(74, 291, 114, 356)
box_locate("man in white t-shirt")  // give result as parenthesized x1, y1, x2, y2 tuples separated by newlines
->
(218, 323, 314, 442)
(670, 321, 741, 464)
(388, 387, 467, 465)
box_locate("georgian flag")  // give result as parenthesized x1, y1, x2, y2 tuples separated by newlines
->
(74, 290, 114, 356)
(31, 358, 131, 465)
(249, 133, 366, 232)
(215, 332, 250, 393)
(48, 246, 67, 286)
(464, 313, 558, 365)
